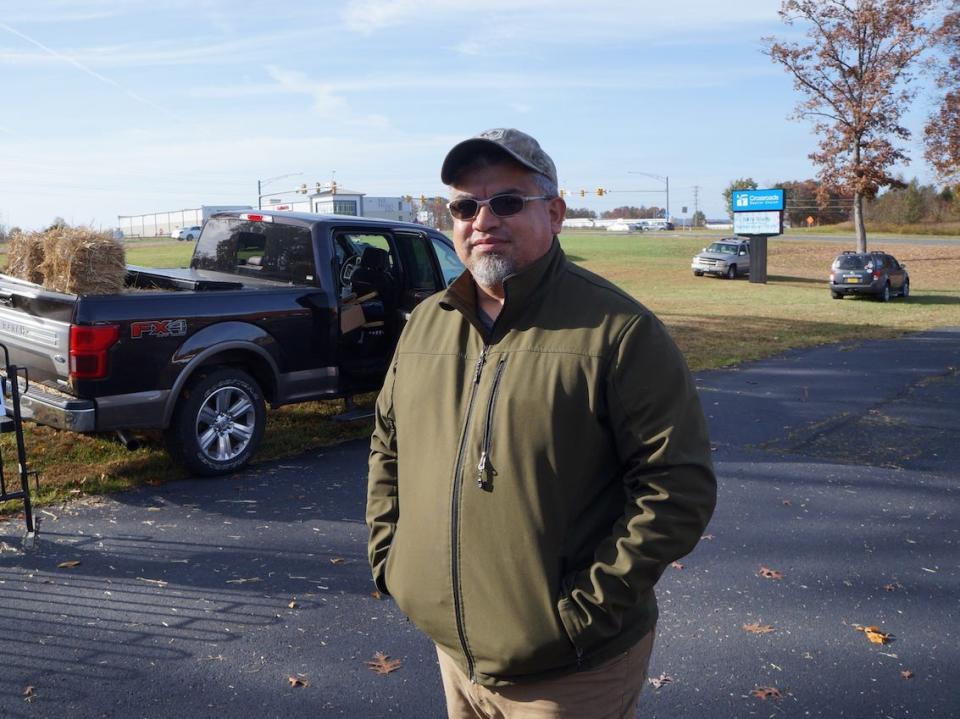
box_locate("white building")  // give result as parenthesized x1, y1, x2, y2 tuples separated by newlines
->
(265, 185, 416, 222)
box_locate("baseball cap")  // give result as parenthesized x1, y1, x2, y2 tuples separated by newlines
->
(441, 128, 557, 186)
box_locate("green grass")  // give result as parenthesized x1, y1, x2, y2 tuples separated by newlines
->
(2, 231, 959, 513)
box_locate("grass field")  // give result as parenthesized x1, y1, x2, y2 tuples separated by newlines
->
(2, 232, 959, 510)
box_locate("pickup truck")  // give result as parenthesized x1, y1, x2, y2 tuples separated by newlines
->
(0, 210, 464, 475)
(691, 237, 751, 279)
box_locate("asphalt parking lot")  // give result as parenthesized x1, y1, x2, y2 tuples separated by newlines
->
(0, 327, 957, 718)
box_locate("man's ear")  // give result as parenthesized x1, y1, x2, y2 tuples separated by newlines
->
(548, 196, 566, 234)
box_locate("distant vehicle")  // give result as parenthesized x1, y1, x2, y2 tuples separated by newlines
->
(178, 226, 202, 241)
(829, 250, 909, 302)
(691, 237, 750, 279)
(170, 228, 181, 239)
(638, 218, 675, 231)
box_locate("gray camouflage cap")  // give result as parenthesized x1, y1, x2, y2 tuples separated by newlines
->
(441, 128, 557, 186)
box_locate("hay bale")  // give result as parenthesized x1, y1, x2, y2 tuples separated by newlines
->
(37, 227, 126, 295)
(6, 231, 45, 284)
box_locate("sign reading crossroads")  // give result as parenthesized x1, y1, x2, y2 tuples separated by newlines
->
(732, 189, 785, 212)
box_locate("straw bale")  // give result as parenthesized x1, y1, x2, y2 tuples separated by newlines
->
(5, 231, 45, 284)
(37, 227, 126, 295)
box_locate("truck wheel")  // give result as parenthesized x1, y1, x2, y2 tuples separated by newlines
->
(725, 265, 737, 280)
(693, 271, 704, 277)
(165, 367, 266, 477)
(878, 282, 891, 303)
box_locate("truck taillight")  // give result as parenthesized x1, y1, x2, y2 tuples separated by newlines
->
(69, 324, 119, 379)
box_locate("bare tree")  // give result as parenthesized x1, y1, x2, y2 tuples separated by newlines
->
(764, 0, 937, 251)
(925, 4, 960, 182)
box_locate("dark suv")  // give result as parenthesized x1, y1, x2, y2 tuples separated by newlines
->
(829, 251, 909, 302)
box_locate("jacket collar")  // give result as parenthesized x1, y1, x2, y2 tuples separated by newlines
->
(440, 237, 566, 339)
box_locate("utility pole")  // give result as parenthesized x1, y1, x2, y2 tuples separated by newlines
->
(692, 185, 700, 228)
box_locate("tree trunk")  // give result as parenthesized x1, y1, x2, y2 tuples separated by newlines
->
(853, 190, 867, 252)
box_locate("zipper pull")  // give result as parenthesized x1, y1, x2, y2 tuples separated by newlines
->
(476, 452, 487, 488)
(473, 348, 487, 384)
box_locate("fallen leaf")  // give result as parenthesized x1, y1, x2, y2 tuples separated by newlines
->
(701, 534, 715, 540)
(287, 675, 309, 688)
(901, 670, 914, 679)
(225, 577, 262, 584)
(743, 622, 776, 635)
(670, 562, 684, 570)
(288, 600, 298, 609)
(782, 500, 792, 506)
(371, 591, 383, 600)
(57, 560, 81, 569)
(330, 558, 346, 565)
(23, 686, 35, 702)
(883, 582, 903, 592)
(758, 566, 782, 580)
(648, 672, 673, 689)
(751, 686, 783, 700)
(854, 625, 892, 644)
(365, 651, 402, 675)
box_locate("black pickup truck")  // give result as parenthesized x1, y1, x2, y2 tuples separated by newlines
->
(0, 210, 463, 475)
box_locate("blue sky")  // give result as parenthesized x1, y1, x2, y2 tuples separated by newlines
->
(0, 0, 942, 230)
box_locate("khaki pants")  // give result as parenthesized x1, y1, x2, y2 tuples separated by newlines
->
(436, 630, 655, 719)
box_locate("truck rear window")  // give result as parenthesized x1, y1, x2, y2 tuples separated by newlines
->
(192, 218, 316, 284)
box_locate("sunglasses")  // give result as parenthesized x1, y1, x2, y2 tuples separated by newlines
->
(447, 194, 552, 220)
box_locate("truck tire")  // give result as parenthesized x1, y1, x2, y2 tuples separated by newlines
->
(165, 367, 266, 477)
(725, 265, 737, 280)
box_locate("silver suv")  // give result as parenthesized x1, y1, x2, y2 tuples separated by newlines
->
(692, 237, 750, 279)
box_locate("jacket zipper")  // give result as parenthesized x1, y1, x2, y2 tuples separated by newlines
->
(450, 345, 487, 681)
(477, 356, 506, 489)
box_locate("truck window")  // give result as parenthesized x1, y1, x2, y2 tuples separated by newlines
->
(395, 232, 441, 290)
(193, 218, 316, 284)
(430, 237, 464, 287)
(333, 232, 399, 296)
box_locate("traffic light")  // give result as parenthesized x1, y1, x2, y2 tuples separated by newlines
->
(316, 182, 322, 193)
(579, 189, 586, 197)
(559, 189, 566, 198)
(331, 181, 338, 195)
(596, 187, 605, 196)
(299, 183, 308, 194)
(420, 194, 427, 204)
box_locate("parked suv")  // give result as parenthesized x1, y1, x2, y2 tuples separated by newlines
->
(178, 226, 202, 241)
(829, 250, 909, 302)
(691, 237, 750, 279)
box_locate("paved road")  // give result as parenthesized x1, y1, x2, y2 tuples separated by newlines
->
(1, 329, 958, 718)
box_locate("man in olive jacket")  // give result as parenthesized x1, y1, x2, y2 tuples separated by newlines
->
(367, 128, 716, 718)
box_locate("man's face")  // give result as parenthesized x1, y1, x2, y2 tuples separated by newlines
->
(450, 162, 565, 291)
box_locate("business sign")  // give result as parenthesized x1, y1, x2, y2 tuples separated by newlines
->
(734, 210, 782, 235)
(732, 189, 785, 212)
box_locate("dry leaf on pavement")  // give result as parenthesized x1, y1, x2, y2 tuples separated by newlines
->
(57, 560, 81, 569)
(758, 566, 782, 580)
(854, 625, 892, 644)
(365, 651, 402, 675)
(288, 600, 298, 609)
(670, 562, 684, 570)
(751, 686, 783, 700)
(23, 686, 35, 703)
(742, 622, 776, 635)
(330, 558, 346, 565)
(371, 591, 383, 600)
(287, 675, 309, 688)
(648, 673, 673, 689)
(901, 670, 914, 679)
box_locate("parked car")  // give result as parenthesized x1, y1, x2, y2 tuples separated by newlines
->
(178, 226, 202, 241)
(691, 237, 750, 279)
(828, 250, 909, 301)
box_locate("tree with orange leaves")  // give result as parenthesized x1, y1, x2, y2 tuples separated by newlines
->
(764, 0, 938, 251)
(925, 3, 960, 183)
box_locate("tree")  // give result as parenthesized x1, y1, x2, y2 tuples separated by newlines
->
(565, 207, 597, 219)
(601, 206, 663, 219)
(925, 4, 960, 182)
(691, 210, 706, 228)
(764, 0, 937, 251)
(771, 178, 854, 225)
(722, 178, 757, 219)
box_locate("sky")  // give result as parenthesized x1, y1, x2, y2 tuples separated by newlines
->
(0, 0, 945, 231)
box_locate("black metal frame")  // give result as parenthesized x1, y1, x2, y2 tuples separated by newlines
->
(0, 342, 38, 537)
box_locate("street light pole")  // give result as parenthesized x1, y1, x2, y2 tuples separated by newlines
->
(627, 172, 669, 219)
(257, 172, 302, 210)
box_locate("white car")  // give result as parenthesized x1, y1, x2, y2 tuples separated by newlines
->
(177, 226, 202, 241)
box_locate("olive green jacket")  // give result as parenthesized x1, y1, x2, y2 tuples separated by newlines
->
(366, 240, 716, 686)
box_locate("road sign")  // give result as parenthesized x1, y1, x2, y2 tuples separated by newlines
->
(732, 189, 785, 212)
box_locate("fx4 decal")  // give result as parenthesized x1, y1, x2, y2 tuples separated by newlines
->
(130, 319, 187, 339)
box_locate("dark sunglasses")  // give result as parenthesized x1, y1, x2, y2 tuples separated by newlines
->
(447, 194, 552, 220)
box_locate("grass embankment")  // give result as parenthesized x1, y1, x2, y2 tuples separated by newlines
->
(2, 233, 959, 509)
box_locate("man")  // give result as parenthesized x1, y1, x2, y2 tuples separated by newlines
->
(367, 128, 716, 718)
